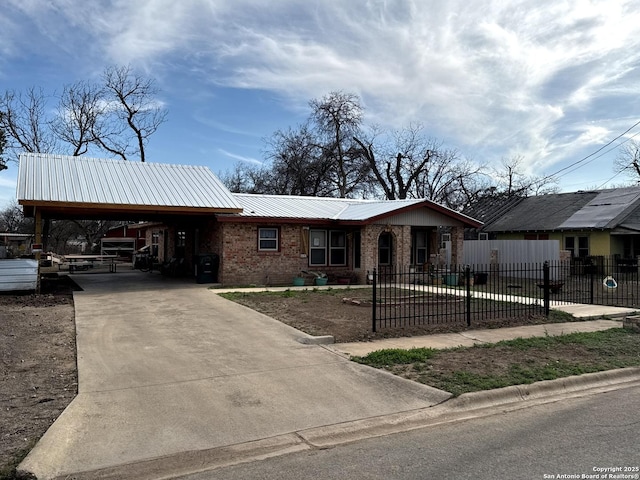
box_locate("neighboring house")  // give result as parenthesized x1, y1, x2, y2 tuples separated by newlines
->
(101, 223, 149, 258)
(477, 187, 640, 260)
(16, 153, 482, 285)
(0, 232, 33, 258)
(462, 193, 525, 240)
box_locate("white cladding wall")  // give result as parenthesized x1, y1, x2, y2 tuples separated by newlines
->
(0, 259, 38, 291)
(464, 240, 560, 265)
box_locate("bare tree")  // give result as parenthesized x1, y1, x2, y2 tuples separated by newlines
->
(264, 125, 335, 196)
(354, 124, 442, 200)
(309, 91, 370, 197)
(233, 92, 370, 198)
(493, 156, 558, 196)
(101, 65, 167, 162)
(0, 87, 58, 161)
(46, 220, 81, 254)
(72, 220, 117, 253)
(0, 66, 166, 165)
(0, 200, 33, 232)
(51, 80, 103, 156)
(0, 125, 6, 171)
(614, 140, 640, 183)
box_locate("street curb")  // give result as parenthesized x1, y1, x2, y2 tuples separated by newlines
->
(297, 367, 640, 448)
(446, 366, 640, 412)
(19, 434, 311, 480)
(23, 368, 640, 480)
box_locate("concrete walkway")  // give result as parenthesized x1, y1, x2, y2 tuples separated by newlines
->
(331, 319, 624, 357)
(19, 273, 450, 480)
(19, 274, 636, 479)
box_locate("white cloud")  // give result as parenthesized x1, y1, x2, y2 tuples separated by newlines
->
(218, 149, 262, 165)
(5, 0, 640, 186)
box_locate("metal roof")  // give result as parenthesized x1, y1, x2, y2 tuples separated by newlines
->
(559, 187, 640, 229)
(17, 153, 242, 212)
(233, 193, 365, 219)
(232, 193, 481, 225)
(483, 187, 640, 232)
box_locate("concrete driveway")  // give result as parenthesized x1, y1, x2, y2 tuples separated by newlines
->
(20, 273, 449, 479)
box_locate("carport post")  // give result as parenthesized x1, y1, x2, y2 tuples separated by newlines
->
(35, 208, 42, 293)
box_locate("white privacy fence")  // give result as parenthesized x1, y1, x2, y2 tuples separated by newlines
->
(463, 240, 561, 266)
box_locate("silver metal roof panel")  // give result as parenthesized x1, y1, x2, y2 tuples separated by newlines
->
(558, 187, 640, 229)
(17, 153, 242, 211)
(232, 194, 479, 224)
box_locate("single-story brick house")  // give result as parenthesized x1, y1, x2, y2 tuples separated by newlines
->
(16, 153, 482, 285)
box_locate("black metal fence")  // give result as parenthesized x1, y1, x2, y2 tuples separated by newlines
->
(546, 255, 640, 307)
(371, 256, 639, 332)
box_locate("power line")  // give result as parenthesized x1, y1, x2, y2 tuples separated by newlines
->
(554, 128, 640, 180)
(547, 119, 640, 179)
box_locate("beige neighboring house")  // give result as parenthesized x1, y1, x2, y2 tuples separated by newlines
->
(16, 153, 482, 285)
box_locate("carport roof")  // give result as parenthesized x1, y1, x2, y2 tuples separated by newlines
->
(17, 153, 243, 219)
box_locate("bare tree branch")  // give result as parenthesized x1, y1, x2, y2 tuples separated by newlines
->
(0, 88, 58, 161)
(102, 65, 167, 162)
(51, 81, 104, 156)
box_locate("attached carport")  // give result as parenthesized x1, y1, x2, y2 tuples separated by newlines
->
(16, 153, 243, 268)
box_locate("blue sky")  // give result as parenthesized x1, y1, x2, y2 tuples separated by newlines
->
(3, 0, 640, 209)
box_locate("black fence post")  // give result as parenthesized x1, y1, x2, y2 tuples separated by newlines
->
(543, 261, 550, 316)
(465, 265, 472, 327)
(590, 267, 595, 305)
(372, 268, 377, 333)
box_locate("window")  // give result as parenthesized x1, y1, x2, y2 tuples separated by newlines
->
(330, 231, 346, 265)
(177, 231, 186, 247)
(309, 230, 347, 266)
(525, 233, 549, 240)
(310, 230, 326, 265)
(412, 230, 428, 265)
(258, 227, 279, 251)
(565, 235, 589, 258)
(379, 232, 393, 265)
(176, 230, 186, 258)
(578, 236, 589, 257)
(151, 231, 159, 257)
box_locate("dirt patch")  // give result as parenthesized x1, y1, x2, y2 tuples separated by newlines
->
(222, 289, 572, 343)
(0, 275, 79, 473)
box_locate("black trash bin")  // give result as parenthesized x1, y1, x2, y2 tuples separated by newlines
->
(194, 253, 219, 284)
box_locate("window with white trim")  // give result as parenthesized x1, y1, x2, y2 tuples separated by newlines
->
(258, 227, 279, 251)
(565, 235, 589, 258)
(309, 230, 347, 266)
